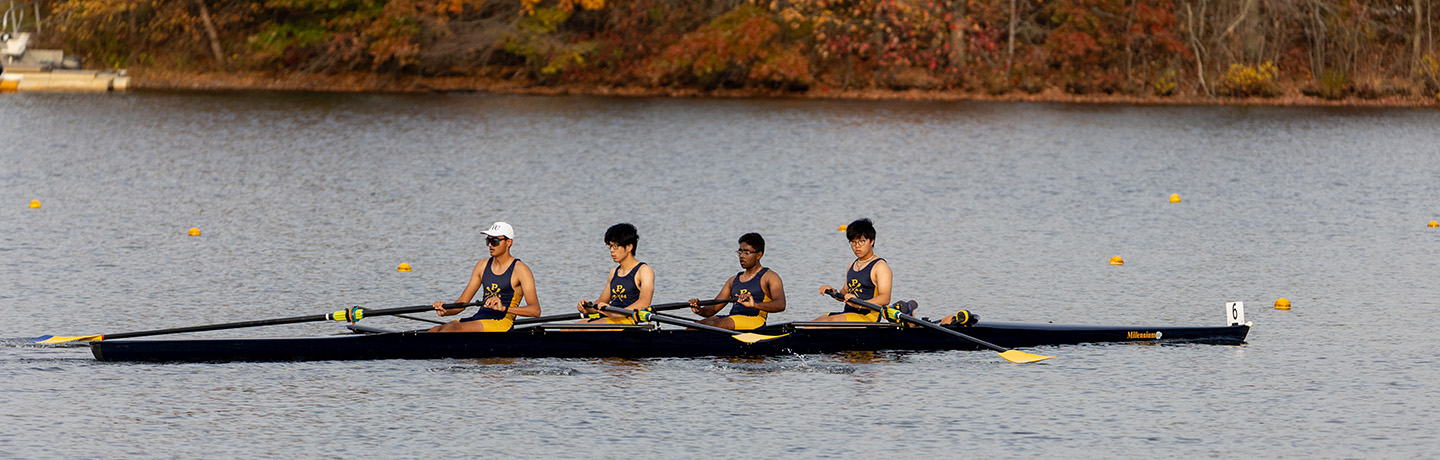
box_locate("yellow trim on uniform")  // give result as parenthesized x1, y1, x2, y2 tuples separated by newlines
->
(727, 313, 767, 331)
(830, 311, 880, 322)
(474, 314, 516, 332)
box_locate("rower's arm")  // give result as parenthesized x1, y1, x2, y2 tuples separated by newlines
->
(507, 261, 542, 318)
(439, 260, 486, 316)
(582, 270, 616, 316)
(628, 264, 656, 312)
(694, 278, 734, 317)
(867, 260, 893, 307)
(749, 272, 786, 313)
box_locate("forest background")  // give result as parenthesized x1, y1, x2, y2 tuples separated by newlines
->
(22, 0, 1440, 104)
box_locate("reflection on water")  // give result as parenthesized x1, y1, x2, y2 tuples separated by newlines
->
(1, 92, 1438, 457)
(433, 364, 579, 376)
(707, 355, 859, 374)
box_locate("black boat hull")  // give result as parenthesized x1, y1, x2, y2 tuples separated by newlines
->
(89, 321, 1249, 363)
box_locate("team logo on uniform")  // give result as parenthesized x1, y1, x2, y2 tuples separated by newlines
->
(738, 289, 751, 301)
(847, 278, 862, 295)
(611, 285, 627, 302)
(485, 283, 502, 299)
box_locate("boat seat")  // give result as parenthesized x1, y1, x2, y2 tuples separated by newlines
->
(2, 32, 29, 59)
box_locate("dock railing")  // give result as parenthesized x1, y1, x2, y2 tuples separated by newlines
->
(2, 0, 44, 36)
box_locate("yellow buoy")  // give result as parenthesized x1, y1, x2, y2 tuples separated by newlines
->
(397, 263, 412, 272)
(1429, 221, 1438, 228)
(1169, 194, 1181, 203)
(838, 225, 847, 232)
(29, 200, 41, 209)
(1274, 298, 1291, 310)
(188, 227, 201, 236)
(1109, 256, 1124, 265)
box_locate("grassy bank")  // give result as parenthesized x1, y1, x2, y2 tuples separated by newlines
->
(131, 68, 1439, 108)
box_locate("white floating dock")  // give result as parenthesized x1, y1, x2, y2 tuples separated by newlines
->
(1, 68, 129, 92)
(2, 33, 128, 92)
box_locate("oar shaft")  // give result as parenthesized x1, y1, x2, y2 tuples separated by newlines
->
(517, 298, 731, 326)
(596, 305, 741, 336)
(100, 314, 330, 340)
(91, 302, 480, 341)
(828, 291, 1010, 353)
(894, 311, 1008, 352)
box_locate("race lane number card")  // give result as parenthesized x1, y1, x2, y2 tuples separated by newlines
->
(1226, 302, 1245, 326)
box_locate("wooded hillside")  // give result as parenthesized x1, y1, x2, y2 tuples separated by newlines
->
(39, 0, 1440, 101)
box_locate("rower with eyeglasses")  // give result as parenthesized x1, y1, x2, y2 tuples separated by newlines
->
(687, 233, 787, 330)
(814, 218, 901, 322)
(576, 223, 655, 325)
(429, 221, 542, 332)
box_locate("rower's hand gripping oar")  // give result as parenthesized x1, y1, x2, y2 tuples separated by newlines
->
(824, 290, 1054, 363)
(584, 302, 789, 344)
(34, 301, 484, 344)
(515, 298, 732, 327)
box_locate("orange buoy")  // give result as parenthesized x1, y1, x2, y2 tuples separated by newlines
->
(188, 228, 201, 236)
(1109, 256, 1124, 265)
(397, 263, 412, 272)
(29, 200, 41, 209)
(1169, 194, 1181, 203)
(1429, 221, 1438, 228)
(838, 225, 847, 232)
(1274, 298, 1291, 310)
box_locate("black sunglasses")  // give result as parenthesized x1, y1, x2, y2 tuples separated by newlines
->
(486, 236, 509, 246)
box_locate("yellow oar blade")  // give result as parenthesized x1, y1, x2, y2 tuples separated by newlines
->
(998, 349, 1054, 364)
(731, 332, 790, 344)
(34, 334, 104, 344)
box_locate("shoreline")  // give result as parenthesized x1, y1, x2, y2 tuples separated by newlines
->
(133, 69, 1440, 109)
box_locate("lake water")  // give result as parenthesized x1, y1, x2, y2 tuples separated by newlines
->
(2, 92, 1437, 458)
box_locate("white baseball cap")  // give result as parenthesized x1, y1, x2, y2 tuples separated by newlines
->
(482, 221, 515, 240)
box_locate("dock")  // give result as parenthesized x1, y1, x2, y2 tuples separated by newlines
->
(3, 13, 129, 93)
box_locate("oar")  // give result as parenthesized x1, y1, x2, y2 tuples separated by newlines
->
(395, 314, 446, 325)
(824, 290, 1054, 363)
(587, 303, 788, 344)
(34, 301, 483, 344)
(513, 298, 732, 326)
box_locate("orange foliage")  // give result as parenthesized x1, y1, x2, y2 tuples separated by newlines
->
(646, 4, 811, 88)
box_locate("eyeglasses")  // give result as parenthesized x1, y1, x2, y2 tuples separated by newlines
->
(607, 243, 624, 250)
(735, 249, 759, 256)
(486, 236, 509, 246)
(849, 238, 871, 247)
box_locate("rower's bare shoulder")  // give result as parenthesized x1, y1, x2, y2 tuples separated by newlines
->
(513, 259, 534, 274)
(513, 259, 536, 279)
(763, 269, 784, 283)
(872, 258, 893, 271)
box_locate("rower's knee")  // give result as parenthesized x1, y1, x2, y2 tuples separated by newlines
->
(707, 317, 736, 330)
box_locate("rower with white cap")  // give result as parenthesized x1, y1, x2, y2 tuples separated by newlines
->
(430, 221, 542, 332)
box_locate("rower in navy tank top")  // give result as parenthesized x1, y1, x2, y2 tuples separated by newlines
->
(463, 258, 521, 321)
(690, 233, 787, 331)
(839, 258, 884, 316)
(431, 222, 543, 333)
(578, 223, 655, 325)
(816, 218, 894, 322)
(606, 262, 646, 310)
(727, 267, 769, 317)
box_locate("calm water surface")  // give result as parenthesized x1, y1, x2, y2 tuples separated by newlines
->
(2, 92, 1438, 458)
